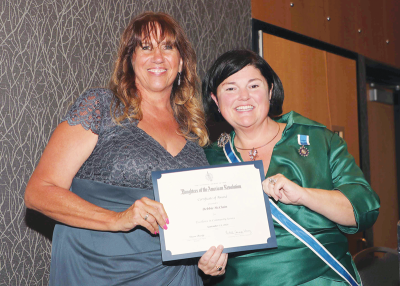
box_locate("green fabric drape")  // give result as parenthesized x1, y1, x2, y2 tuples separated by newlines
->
(205, 111, 380, 286)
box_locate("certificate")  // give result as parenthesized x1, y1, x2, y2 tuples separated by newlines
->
(151, 161, 277, 261)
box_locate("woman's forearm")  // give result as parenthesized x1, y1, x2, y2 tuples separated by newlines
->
(264, 174, 357, 227)
(300, 188, 356, 226)
(25, 178, 119, 231)
(24, 122, 120, 231)
(25, 122, 168, 235)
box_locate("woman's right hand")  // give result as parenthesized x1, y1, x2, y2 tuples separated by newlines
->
(113, 197, 169, 234)
(198, 245, 228, 276)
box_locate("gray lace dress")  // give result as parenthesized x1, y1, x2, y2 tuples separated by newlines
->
(49, 88, 209, 286)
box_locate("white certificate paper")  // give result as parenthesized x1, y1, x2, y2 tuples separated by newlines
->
(151, 161, 277, 261)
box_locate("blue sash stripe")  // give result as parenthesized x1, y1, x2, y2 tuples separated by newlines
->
(223, 138, 241, 163)
(222, 140, 360, 286)
(269, 200, 359, 286)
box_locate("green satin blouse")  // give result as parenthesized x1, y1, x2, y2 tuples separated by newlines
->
(205, 111, 380, 286)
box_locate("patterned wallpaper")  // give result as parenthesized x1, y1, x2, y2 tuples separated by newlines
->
(0, 0, 250, 284)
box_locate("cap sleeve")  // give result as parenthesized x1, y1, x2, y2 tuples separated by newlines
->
(63, 89, 103, 134)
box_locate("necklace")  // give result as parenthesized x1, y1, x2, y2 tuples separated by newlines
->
(235, 122, 280, 161)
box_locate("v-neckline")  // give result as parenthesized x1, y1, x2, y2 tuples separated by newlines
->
(134, 124, 188, 158)
(231, 123, 288, 177)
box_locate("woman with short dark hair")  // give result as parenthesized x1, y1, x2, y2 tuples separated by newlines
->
(203, 49, 380, 285)
(203, 49, 284, 119)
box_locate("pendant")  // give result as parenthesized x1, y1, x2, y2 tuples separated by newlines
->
(298, 145, 309, 157)
(249, 148, 258, 161)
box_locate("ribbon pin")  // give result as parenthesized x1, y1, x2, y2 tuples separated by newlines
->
(298, 134, 310, 157)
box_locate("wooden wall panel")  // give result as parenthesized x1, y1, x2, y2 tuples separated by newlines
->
(325, 53, 361, 254)
(263, 33, 331, 127)
(326, 53, 359, 165)
(382, 0, 400, 65)
(324, 0, 358, 53)
(253, 0, 329, 43)
(357, 1, 387, 64)
(251, 0, 288, 29)
(287, 0, 329, 44)
(263, 34, 361, 164)
(263, 33, 362, 254)
(252, 0, 400, 69)
(353, 0, 375, 62)
(367, 100, 398, 249)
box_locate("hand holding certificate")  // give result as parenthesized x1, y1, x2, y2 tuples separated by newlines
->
(152, 161, 276, 262)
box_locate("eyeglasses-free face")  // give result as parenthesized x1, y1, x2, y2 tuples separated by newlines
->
(211, 65, 272, 132)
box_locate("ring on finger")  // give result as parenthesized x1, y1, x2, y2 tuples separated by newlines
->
(215, 265, 223, 271)
(144, 213, 149, 221)
(268, 178, 277, 185)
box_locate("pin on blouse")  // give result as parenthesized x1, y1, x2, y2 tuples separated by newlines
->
(298, 134, 310, 157)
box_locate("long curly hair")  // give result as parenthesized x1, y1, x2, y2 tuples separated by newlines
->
(109, 12, 209, 146)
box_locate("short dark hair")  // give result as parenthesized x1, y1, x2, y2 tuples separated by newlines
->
(202, 49, 284, 121)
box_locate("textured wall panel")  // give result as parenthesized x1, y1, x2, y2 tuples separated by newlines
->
(0, 0, 250, 284)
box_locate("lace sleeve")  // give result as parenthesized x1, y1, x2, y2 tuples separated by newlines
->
(63, 89, 103, 134)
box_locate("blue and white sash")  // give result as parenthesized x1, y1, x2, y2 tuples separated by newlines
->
(223, 139, 360, 286)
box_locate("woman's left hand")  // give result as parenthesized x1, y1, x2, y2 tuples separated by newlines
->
(198, 245, 228, 276)
(263, 174, 306, 205)
(263, 173, 357, 226)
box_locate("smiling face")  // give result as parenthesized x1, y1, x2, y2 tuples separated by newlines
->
(211, 65, 272, 131)
(132, 27, 183, 97)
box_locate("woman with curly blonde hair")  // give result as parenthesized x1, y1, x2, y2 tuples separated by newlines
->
(109, 12, 208, 146)
(25, 12, 226, 285)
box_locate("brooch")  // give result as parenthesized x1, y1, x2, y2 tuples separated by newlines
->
(217, 133, 231, 147)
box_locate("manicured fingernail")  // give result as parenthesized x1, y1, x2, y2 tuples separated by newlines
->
(166, 218, 169, 224)
(163, 224, 168, 230)
(155, 231, 159, 235)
